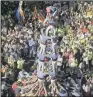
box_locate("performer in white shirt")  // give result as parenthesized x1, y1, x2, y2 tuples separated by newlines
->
(49, 52, 57, 78)
(51, 36, 57, 53)
(39, 33, 47, 54)
(46, 25, 56, 36)
(57, 52, 63, 73)
(37, 69, 45, 80)
(39, 29, 50, 54)
(28, 37, 35, 57)
(37, 53, 45, 73)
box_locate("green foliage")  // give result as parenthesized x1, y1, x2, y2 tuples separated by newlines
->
(31, 65, 37, 70)
(57, 26, 68, 36)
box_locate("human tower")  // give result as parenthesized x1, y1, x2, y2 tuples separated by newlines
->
(19, 6, 67, 96)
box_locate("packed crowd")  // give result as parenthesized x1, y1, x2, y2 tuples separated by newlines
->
(1, 1, 93, 97)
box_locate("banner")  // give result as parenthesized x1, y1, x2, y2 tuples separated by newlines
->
(38, 12, 45, 23)
(33, 6, 38, 20)
(16, 1, 25, 21)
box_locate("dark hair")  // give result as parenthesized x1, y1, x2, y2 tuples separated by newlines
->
(59, 52, 63, 56)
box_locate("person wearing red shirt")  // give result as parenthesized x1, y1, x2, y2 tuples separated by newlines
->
(12, 82, 18, 92)
(40, 88, 45, 95)
(64, 51, 69, 59)
(46, 7, 51, 16)
(69, 51, 74, 65)
(81, 26, 89, 34)
(91, 20, 93, 25)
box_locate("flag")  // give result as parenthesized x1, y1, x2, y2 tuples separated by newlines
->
(16, 8, 21, 21)
(38, 12, 45, 23)
(19, 1, 25, 21)
(16, 1, 25, 21)
(32, 6, 38, 20)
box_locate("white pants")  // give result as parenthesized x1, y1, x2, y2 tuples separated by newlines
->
(52, 43, 56, 53)
(49, 61, 56, 77)
(38, 60, 44, 72)
(52, 61, 56, 72)
(40, 43, 46, 54)
(83, 57, 89, 65)
(76, 78, 82, 87)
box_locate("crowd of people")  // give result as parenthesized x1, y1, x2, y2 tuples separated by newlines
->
(1, 1, 93, 97)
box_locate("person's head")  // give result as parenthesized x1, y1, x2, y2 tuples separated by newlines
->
(16, 81, 23, 87)
(22, 77, 27, 81)
(59, 52, 63, 56)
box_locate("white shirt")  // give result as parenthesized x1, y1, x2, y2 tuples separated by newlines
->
(27, 30, 33, 34)
(83, 84, 90, 92)
(37, 53, 45, 60)
(46, 25, 56, 36)
(51, 36, 57, 43)
(18, 71, 25, 79)
(28, 39, 35, 47)
(37, 71, 44, 79)
(40, 34, 48, 42)
(57, 55, 63, 66)
(51, 53, 57, 59)
(80, 34, 84, 39)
